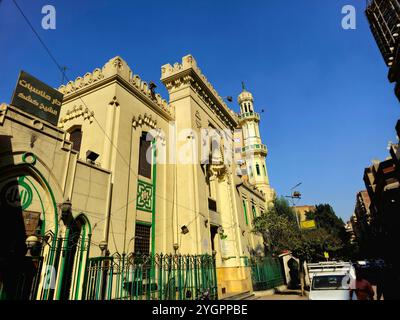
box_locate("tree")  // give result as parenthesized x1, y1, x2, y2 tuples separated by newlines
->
(252, 198, 346, 295)
(306, 204, 357, 260)
(305, 204, 345, 237)
(252, 197, 298, 256)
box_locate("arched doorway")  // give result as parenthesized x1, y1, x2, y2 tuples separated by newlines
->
(55, 214, 91, 300)
(0, 160, 60, 300)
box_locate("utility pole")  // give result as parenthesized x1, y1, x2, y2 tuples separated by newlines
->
(285, 182, 306, 296)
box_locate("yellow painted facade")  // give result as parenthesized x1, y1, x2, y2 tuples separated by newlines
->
(0, 55, 275, 299)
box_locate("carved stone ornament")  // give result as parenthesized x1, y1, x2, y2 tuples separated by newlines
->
(58, 105, 94, 128)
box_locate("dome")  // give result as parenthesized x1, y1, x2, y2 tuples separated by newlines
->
(238, 89, 253, 104)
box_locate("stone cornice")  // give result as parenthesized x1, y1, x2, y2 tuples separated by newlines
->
(0, 104, 71, 145)
(236, 180, 266, 202)
(58, 56, 173, 120)
(58, 104, 95, 129)
(161, 55, 239, 130)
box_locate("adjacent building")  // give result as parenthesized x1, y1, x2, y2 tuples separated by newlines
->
(350, 191, 373, 255)
(293, 205, 316, 223)
(362, 154, 400, 264)
(366, 0, 400, 101)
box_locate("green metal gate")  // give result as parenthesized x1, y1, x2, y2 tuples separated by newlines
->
(251, 256, 285, 291)
(83, 253, 218, 300)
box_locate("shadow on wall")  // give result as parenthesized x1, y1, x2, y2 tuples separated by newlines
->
(0, 135, 30, 300)
(287, 258, 300, 289)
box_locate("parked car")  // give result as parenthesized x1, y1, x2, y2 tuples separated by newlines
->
(307, 262, 356, 300)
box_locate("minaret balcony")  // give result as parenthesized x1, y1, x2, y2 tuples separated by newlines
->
(242, 143, 268, 156)
(239, 111, 260, 123)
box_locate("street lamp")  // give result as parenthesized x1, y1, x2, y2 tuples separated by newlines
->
(285, 182, 302, 228)
(221, 96, 233, 103)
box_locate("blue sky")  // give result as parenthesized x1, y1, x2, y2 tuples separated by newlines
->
(1, 0, 399, 221)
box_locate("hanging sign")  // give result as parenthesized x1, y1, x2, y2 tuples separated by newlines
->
(11, 70, 63, 126)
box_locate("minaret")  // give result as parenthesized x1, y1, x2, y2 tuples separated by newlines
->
(238, 84, 275, 202)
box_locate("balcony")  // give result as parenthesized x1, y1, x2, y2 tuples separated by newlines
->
(241, 143, 267, 156)
(239, 111, 260, 123)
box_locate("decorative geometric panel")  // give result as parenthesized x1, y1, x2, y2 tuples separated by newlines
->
(0, 178, 33, 210)
(136, 180, 153, 212)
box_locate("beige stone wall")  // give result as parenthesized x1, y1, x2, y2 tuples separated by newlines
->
(58, 57, 174, 256)
(0, 105, 110, 241)
(0, 104, 112, 299)
(217, 266, 253, 299)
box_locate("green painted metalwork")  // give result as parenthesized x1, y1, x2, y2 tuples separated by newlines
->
(0, 178, 33, 210)
(20, 163, 60, 300)
(22, 152, 37, 166)
(150, 139, 157, 296)
(252, 205, 257, 219)
(242, 199, 249, 225)
(136, 180, 154, 213)
(82, 253, 217, 300)
(250, 256, 285, 291)
(239, 112, 260, 121)
(2, 163, 60, 300)
(73, 224, 86, 300)
(241, 143, 267, 155)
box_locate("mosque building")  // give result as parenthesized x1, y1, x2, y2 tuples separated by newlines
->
(0, 55, 278, 300)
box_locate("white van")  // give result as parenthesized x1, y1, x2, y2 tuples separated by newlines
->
(307, 262, 356, 300)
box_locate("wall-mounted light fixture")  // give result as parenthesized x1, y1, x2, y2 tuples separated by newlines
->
(25, 235, 40, 257)
(222, 96, 233, 103)
(86, 150, 99, 164)
(60, 198, 72, 225)
(99, 241, 108, 256)
(181, 225, 189, 235)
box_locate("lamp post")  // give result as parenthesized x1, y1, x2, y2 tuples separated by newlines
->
(285, 182, 302, 229)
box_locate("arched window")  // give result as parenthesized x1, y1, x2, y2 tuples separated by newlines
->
(138, 131, 153, 179)
(244, 103, 248, 113)
(249, 165, 253, 178)
(256, 164, 261, 176)
(69, 127, 82, 153)
(263, 164, 267, 176)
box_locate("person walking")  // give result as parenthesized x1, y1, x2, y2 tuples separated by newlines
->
(350, 267, 375, 301)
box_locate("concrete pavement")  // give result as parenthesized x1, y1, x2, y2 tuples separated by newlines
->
(252, 289, 309, 300)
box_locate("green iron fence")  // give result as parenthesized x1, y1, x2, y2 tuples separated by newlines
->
(0, 231, 91, 301)
(0, 255, 44, 300)
(251, 256, 285, 291)
(82, 253, 218, 300)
